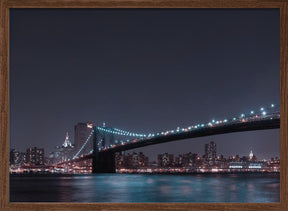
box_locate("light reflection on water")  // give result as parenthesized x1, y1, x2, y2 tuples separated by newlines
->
(10, 173, 279, 202)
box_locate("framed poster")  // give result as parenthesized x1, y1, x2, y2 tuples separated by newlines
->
(1, 0, 287, 210)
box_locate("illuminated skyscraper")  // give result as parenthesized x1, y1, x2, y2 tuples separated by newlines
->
(205, 141, 217, 164)
(10, 149, 25, 166)
(63, 132, 72, 148)
(249, 150, 254, 160)
(158, 153, 174, 167)
(74, 122, 93, 150)
(248, 150, 257, 161)
(25, 147, 44, 165)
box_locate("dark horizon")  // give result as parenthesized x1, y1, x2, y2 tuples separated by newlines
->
(9, 9, 280, 161)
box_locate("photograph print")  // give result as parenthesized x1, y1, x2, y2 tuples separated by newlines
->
(9, 9, 280, 203)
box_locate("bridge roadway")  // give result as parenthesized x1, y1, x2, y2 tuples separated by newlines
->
(100, 117, 280, 153)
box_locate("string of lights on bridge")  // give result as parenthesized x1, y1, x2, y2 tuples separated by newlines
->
(73, 130, 94, 159)
(99, 103, 278, 141)
(96, 127, 146, 137)
(72, 104, 279, 159)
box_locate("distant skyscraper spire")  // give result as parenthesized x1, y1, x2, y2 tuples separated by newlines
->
(249, 150, 254, 160)
(63, 132, 72, 147)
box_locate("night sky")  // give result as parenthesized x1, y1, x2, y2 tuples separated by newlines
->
(10, 9, 280, 161)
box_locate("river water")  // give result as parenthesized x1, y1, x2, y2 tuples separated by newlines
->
(10, 173, 279, 202)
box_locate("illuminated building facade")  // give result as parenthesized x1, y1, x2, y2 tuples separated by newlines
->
(74, 122, 93, 150)
(175, 152, 196, 167)
(10, 149, 25, 166)
(115, 151, 149, 169)
(158, 153, 174, 167)
(205, 141, 217, 165)
(63, 132, 73, 148)
(25, 147, 44, 165)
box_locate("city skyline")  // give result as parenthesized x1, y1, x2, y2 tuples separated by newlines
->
(10, 9, 280, 160)
(10, 139, 280, 175)
(10, 132, 279, 163)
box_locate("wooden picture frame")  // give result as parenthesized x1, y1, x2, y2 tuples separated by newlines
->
(1, 0, 287, 210)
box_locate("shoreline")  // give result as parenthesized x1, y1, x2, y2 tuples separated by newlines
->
(9, 171, 280, 177)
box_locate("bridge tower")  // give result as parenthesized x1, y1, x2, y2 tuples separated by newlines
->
(92, 126, 116, 173)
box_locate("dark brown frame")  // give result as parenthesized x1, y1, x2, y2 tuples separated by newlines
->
(1, 0, 287, 210)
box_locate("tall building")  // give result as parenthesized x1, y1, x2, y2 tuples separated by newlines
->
(10, 149, 25, 166)
(63, 132, 73, 148)
(248, 150, 257, 161)
(115, 152, 125, 168)
(10, 149, 19, 165)
(175, 152, 194, 167)
(48, 132, 74, 164)
(74, 122, 93, 150)
(138, 152, 149, 167)
(60, 132, 74, 162)
(115, 152, 148, 169)
(205, 141, 217, 164)
(25, 147, 44, 165)
(158, 153, 174, 167)
(123, 152, 133, 168)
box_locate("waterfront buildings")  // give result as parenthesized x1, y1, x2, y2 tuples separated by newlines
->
(116, 151, 149, 169)
(9, 140, 280, 174)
